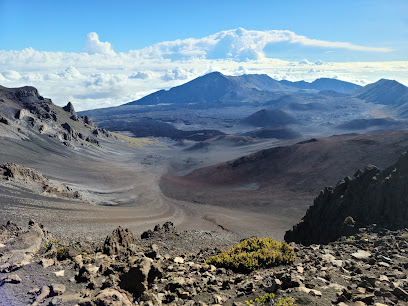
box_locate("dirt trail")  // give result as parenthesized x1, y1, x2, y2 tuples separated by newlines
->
(0, 135, 296, 243)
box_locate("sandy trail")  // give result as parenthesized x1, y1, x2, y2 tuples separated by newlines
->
(0, 135, 297, 243)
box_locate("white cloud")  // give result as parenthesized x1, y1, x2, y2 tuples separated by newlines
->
(58, 66, 84, 80)
(299, 59, 312, 65)
(84, 32, 116, 55)
(132, 28, 391, 61)
(129, 70, 156, 79)
(2, 70, 22, 80)
(162, 67, 196, 81)
(0, 28, 405, 111)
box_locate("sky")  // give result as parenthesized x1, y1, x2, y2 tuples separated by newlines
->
(0, 0, 407, 110)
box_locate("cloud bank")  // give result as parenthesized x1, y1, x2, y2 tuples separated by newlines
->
(0, 28, 405, 111)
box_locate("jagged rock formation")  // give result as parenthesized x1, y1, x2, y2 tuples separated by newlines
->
(0, 162, 80, 199)
(285, 151, 408, 245)
(141, 221, 175, 239)
(103, 226, 136, 256)
(63, 102, 79, 121)
(0, 85, 113, 147)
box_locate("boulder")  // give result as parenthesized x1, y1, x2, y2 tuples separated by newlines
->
(83, 116, 94, 127)
(103, 226, 135, 256)
(119, 257, 162, 298)
(62, 102, 76, 115)
(15, 109, 29, 120)
(92, 288, 133, 306)
(0, 116, 9, 125)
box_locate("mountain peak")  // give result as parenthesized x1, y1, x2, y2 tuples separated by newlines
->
(280, 78, 361, 93)
(354, 78, 408, 105)
(125, 72, 295, 106)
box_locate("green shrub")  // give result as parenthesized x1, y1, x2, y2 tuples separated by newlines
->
(246, 294, 295, 306)
(246, 293, 275, 305)
(344, 216, 355, 226)
(276, 297, 295, 306)
(206, 237, 295, 273)
(56, 247, 70, 261)
(401, 233, 408, 240)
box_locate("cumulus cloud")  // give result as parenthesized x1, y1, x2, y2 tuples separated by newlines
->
(0, 28, 404, 111)
(161, 67, 196, 81)
(299, 59, 312, 65)
(84, 32, 116, 55)
(2, 70, 22, 80)
(129, 70, 156, 79)
(132, 28, 392, 61)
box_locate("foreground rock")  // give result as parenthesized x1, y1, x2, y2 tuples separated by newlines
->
(0, 221, 407, 305)
(285, 151, 408, 245)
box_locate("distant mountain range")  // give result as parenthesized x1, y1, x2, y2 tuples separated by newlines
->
(79, 72, 408, 140)
(125, 72, 362, 106)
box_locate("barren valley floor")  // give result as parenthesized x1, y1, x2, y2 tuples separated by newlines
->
(0, 136, 305, 244)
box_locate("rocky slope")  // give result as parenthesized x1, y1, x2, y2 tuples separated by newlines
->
(0, 85, 112, 148)
(285, 151, 408, 245)
(0, 162, 81, 199)
(1, 220, 407, 305)
(164, 131, 408, 193)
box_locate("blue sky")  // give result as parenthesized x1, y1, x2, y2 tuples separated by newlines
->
(1, 0, 407, 61)
(0, 0, 407, 110)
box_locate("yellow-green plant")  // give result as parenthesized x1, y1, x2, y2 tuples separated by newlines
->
(246, 293, 275, 305)
(344, 216, 355, 226)
(207, 237, 295, 273)
(246, 294, 295, 306)
(276, 297, 295, 306)
(401, 233, 408, 240)
(56, 247, 70, 261)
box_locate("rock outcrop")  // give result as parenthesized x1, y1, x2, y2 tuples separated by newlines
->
(285, 151, 408, 245)
(0, 162, 80, 199)
(0, 85, 111, 148)
(103, 226, 136, 256)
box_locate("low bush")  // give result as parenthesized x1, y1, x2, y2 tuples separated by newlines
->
(246, 293, 295, 306)
(344, 216, 355, 226)
(56, 247, 70, 261)
(206, 237, 295, 273)
(276, 297, 295, 306)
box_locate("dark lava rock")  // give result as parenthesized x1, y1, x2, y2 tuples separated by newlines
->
(141, 222, 175, 239)
(285, 151, 408, 245)
(0, 116, 9, 125)
(63, 102, 76, 115)
(103, 227, 135, 256)
(83, 116, 94, 127)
